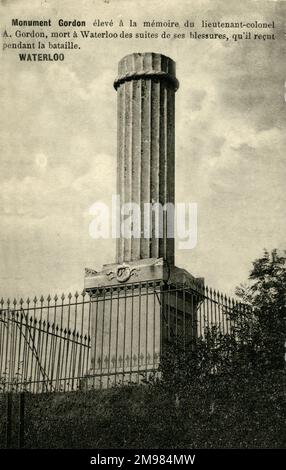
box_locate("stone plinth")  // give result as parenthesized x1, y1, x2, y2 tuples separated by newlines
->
(85, 258, 202, 290)
(84, 259, 204, 388)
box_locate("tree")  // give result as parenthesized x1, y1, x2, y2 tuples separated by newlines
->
(235, 249, 286, 370)
(158, 249, 286, 389)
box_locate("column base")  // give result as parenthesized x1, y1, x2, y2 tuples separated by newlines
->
(83, 259, 204, 389)
(84, 257, 203, 292)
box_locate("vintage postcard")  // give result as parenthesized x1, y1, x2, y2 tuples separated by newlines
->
(0, 0, 285, 457)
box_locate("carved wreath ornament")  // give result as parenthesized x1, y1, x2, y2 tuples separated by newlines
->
(106, 263, 138, 283)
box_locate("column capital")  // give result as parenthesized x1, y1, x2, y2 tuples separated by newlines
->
(114, 52, 179, 91)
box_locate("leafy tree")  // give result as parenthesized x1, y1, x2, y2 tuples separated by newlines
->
(158, 249, 286, 389)
(235, 249, 286, 370)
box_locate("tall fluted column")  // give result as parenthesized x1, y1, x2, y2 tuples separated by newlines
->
(84, 53, 204, 389)
(114, 53, 179, 266)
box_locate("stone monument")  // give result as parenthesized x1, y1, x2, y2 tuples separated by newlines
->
(84, 53, 203, 386)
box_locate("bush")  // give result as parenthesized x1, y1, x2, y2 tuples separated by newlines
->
(12, 367, 285, 449)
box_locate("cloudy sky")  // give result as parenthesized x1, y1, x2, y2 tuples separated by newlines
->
(0, 0, 285, 299)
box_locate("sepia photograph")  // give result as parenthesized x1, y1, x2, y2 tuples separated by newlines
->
(0, 0, 285, 463)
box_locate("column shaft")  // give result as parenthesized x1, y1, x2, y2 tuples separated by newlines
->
(115, 53, 178, 265)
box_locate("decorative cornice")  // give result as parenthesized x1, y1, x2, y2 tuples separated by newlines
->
(114, 70, 179, 91)
(106, 263, 139, 283)
(85, 268, 98, 277)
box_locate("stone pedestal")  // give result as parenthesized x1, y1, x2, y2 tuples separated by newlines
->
(84, 259, 203, 388)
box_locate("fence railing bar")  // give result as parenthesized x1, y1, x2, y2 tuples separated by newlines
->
(85, 296, 92, 383)
(71, 293, 79, 391)
(55, 295, 64, 391)
(77, 291, 86, 382)
(107, 288, 113, 389)
(114, 287, 120, 386)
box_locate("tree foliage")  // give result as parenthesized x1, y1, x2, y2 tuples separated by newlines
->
(235, 249, 286, 370)
(158, 249, 286, 389)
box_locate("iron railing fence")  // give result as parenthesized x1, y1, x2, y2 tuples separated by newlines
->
(0, 280, 251, 393)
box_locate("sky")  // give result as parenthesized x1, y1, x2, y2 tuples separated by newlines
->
(0, 0, 285, 299)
